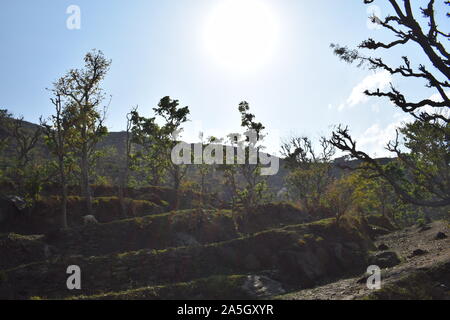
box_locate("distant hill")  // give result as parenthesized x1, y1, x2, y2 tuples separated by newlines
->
(0, 118, 395, 194)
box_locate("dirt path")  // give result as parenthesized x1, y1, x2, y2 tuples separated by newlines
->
(279, 220, 450, 300)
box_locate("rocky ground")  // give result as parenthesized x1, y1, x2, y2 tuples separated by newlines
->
(278, 220, 450, 300)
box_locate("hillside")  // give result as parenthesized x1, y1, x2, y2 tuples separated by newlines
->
(0, 118, 395, 195)
(0, 119, 447, 301)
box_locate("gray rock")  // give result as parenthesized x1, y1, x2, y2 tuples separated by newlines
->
(409, 249, 428, 258)
(368, 251, 401, 268)
(435, 232, 447, 240)
(241, 275, 285, 298)
(174, 232, 200, 247)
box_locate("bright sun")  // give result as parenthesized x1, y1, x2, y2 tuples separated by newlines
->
(204, 0, 279, 73)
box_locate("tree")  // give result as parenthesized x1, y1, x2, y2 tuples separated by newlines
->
(235, 102, 270, 211)
(218, 133, 242, 208)
(0, 109, 12, 152)
(347, 167, 419, 226)
(5, 115, 44, 203)
(330, 0, 450, 207)
(129, 107, 168, 187)
(54, 50, 111, 215)
(197, 133, 218, 206)
(41, 92, 74, 228)
(117, 108, 134, 218)
(324, 174, 356, 225)
(10, 116, 42, 169)
(281, 136, 336, 216)
(154, 96, 190, 209)
(130, 97, 190, 209)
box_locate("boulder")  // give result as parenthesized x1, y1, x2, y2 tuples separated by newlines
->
(368, 251, 401, 269)
(409, 249, 428, 258)
(241, 275, 285, 298)
(174, 232, 200, 247)
(435, 232, 448, 240)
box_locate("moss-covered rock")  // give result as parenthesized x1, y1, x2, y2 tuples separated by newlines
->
(364, 260, 450, 300)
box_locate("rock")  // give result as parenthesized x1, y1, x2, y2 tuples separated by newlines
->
(409, 249, 428, 258)
(241, 275, 285, 298)
(368, 251, 401, 269)
(435, 232, 447, 240)
(378, 243, 389, 251)
(356, 275, 368, 284)
(174, 232, 200, 247)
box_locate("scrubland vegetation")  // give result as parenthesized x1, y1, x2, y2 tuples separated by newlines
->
(0, 0, 448, 300)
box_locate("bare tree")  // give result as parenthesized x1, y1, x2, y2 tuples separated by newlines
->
(281, 136, 336, 216)
(330, 0, 450, 207)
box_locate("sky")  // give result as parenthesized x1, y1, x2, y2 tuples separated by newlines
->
(0, 0, 448, 156)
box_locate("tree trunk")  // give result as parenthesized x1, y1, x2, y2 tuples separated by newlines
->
(173, 165, 180, 211)
(58, 156, 68, 229)
(81, 143, 93, 215)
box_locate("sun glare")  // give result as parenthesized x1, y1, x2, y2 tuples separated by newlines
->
(204, 0, 279, 73)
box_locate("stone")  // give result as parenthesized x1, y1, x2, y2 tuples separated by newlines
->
(409, 249, 428, 257)
(174, 232, 200, 247)
(241, 275, 285, 298)
(378, 243, 389, 251)
(435, 232, 448, 240)
(368, 251, 401, 268)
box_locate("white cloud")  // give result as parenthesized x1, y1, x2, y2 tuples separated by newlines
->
(357, 116, 408, 157)
(415, 91, 450, 119)
(356, 90, 450, 157)
(337, 70, 392, 111)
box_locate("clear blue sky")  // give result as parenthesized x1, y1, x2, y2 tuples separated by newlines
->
(0, 0, 447, 156)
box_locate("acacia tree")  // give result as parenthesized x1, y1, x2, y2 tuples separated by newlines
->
(330, 0, 450, 207)
(54, 50, 111, 215)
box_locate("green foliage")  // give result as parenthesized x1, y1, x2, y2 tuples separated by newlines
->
(129, 97, 190, 196)
(282, 136, 336, 218)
